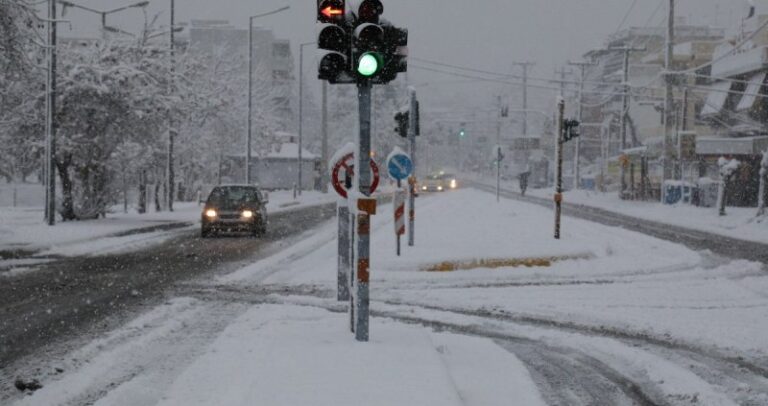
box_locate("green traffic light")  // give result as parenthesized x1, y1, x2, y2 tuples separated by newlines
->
(460, 130, 466, 138)
(357, 52, 380, 77)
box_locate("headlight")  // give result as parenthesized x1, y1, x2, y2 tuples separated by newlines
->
(450, 179, 457, 189)
(205, 209, 217, 218)
(242, 210, 254, 219)
(437, 186, 444, 191)
(422, 186, 427, 191)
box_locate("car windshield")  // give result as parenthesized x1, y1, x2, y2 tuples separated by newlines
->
(426, 175, 441, 180)
(441, 174, 455, 180)
(207, 187, 260, 208)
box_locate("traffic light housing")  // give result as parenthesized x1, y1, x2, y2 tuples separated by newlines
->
(318, 0, 345, 24)
(376, 25, 408, 84)
(562, 119, 581, 142)
(393, 102, 419, 138)
(317, 1, 354, 84)
(317, 0, 407, 85)
(395, 111, 408, 138)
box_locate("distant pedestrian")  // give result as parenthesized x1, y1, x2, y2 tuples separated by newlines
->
(519, 171, 531, 197)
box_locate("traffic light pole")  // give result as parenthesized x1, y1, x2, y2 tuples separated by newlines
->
(353, 80, 373, 342)
(554, 98, 565, 240)
(407, 89, 417, 247)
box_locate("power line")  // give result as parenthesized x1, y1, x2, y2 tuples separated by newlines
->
(409, 63, 634, 98)
(615, 0, 640, 34)
(411, 56, 665, 91)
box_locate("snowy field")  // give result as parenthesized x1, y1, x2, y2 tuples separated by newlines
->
(9, 188, 768, 406)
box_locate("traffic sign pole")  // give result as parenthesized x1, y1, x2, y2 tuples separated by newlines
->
(353, 80, 373, 342)
(407, 89, 417, 247)
(337, 204, 351, 301)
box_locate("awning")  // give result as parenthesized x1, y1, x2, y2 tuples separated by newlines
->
(736, 72, 767, 111)
(700, 80, 733, 116)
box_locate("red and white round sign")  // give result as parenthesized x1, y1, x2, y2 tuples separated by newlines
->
(331, 153, 380, 199)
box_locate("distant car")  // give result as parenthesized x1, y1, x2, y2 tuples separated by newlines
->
(440, 173, 459, 190)
(421, 174, 446, 192)
(201, 185, 268, 238)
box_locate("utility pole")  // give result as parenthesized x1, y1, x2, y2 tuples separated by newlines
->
(45, 0, 57, 226)
(167, 0, 176, 212)
(663, 0, 676, 187)
(321, 81, 329, 193)
(512, 62, 535, 136)
(568, 60, 597, 190)
(554, 98, 565, 240)
(553, 66, 571, 97)
(609, 45, 646, 197)
(496, 95, 503, 203)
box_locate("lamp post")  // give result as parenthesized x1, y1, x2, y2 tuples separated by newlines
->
(59, 0, 149, 38)
(246, 5, 291, 185)
(298, 41, 316, 195)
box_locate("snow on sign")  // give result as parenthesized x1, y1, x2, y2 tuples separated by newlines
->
(386, 148, 413, 181)
(331, 152, 380, 199)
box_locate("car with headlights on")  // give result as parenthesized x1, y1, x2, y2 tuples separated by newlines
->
(201, 185, 268, 238)
(440, 173, 459, 190)
(421, 174, 446, 192)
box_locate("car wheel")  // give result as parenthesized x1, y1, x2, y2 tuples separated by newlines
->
(201, 226, 215, 238)
(252, 222, 267, 237)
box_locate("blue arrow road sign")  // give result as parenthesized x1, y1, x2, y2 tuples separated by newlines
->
(387, 154, 413, 181)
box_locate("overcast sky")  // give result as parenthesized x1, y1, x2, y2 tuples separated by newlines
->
(60, 0, 756, 114)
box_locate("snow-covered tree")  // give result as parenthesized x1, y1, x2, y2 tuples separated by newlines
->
(0, 0, 44, 182)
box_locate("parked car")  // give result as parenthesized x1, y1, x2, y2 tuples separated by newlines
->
(201, 185, 268, 238)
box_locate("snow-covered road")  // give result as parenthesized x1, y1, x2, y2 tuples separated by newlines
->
(7, 188, 768, 406)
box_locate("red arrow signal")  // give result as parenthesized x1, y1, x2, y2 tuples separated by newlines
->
(321, 6, 343, 18)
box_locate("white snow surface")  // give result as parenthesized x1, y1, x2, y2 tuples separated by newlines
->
(503, 177, 768, 244)
(10, 188, 768, 405)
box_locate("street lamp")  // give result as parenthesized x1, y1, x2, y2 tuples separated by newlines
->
(298, 41, 316, 196)
(247, 5, 291, 185)
(59, 0, 149, 38)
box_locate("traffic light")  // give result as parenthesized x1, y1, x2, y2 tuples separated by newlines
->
(351, 1, 384, 79)
(459, 123, 466, 139)
(395, 111, 408, 138)
(394, 102, 419, 138)
(414, 100, 420, 136)
(562, 119, 581, 142)
(318, 0, 407, 85)
(376, 25, 408, 84)
(317, 0, 354, 84)
(318, 0, 345, 24)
